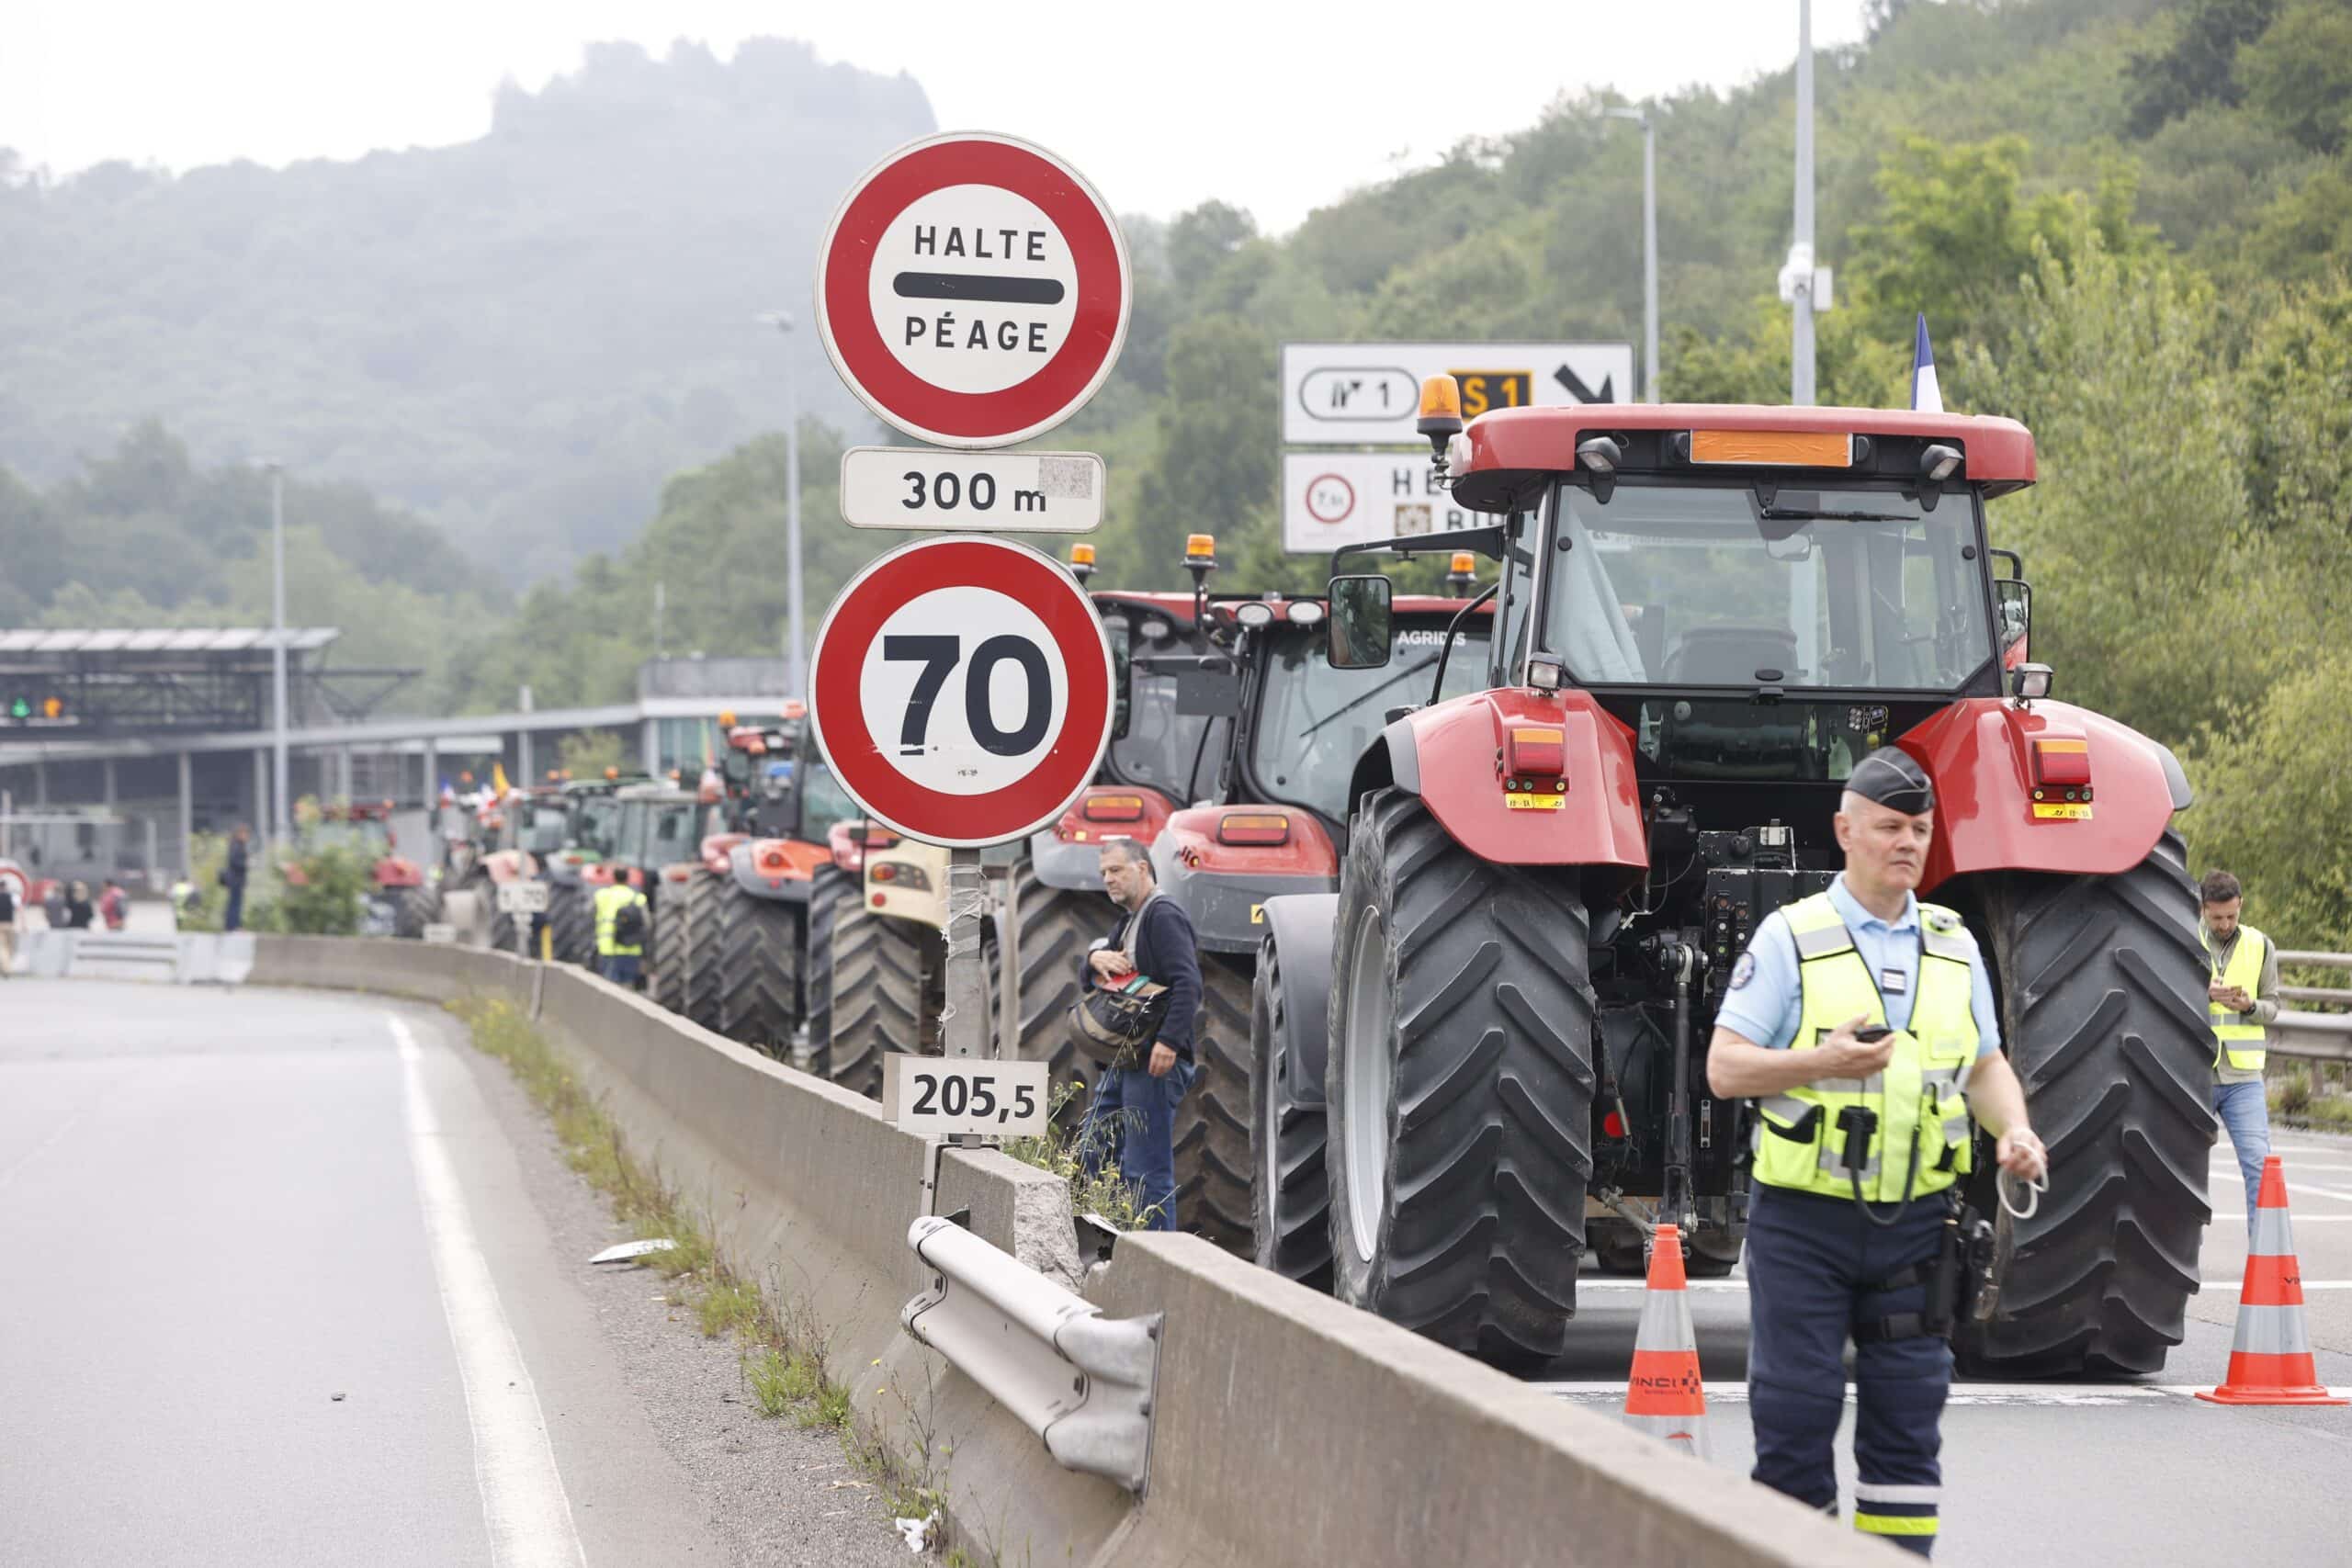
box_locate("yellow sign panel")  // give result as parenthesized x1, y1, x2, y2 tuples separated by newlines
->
(1250, 904, 1266, 924)
(1448, 369, 1533, 419)
(1504, 792, 1567, 811)
(2031, 803, 2092, 821)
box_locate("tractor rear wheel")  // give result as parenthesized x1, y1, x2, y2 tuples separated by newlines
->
(1010, 864, 1102, 1118)
(1250, 937, 1332, 1289)
(1326, 789, 1596, 1370)
(650, 888, 689, 1013)
(1172, 955, 1253, 1253)
(488, 908, 522, 954)
(393, 884, 442, 941)
(548, 884, 595, 967)
(684, 871, 728, 1031)
(819, 896, 926, 1100)
(1956, 828, 2216, 1377)
(718, 891, 800, 1060)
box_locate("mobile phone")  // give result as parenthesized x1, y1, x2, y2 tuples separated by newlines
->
(1853, 1024, 1894, 1043)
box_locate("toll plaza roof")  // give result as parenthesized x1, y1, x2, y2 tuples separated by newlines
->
(1451, 403, 2035, 514)
(0, 627, 340, 658)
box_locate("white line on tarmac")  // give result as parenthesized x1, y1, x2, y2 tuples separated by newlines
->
(1533, 1382, 2172, 1406)
(2211, 1213, 2352, 1222)
(391, 1015, 587, 1568)
(1575, 1278, 2352, 1294)
(2197, 1280, 2352, 1292)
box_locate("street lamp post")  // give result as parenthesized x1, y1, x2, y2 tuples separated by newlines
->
(755, 310, 806, 701)
(261, 460, 290, 851)
(1786, 0, 1821, 405)
(1603, 107, 1660, 402)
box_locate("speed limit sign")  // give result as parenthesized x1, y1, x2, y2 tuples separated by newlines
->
(808, 536, 1113, 847)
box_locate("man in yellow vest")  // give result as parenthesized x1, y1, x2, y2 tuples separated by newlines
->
(2200, 868, 2279, 1224)
(593, 874, 648, 989)
(1708, 748, 2047, 1558)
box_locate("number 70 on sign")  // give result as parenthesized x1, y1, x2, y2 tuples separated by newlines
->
(883, 1054, 1053, 1138)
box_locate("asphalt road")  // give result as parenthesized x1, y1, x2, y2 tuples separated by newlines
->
(1542, 1133, 2352, 1567)
(0, 980, 911, 1568)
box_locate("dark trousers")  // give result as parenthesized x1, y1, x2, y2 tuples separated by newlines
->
(1079, 1056, 1196, 1232)
(1746, 1183, 1951, 1557)
(600, 953, 641, 988)
(223, 882, 245, 932)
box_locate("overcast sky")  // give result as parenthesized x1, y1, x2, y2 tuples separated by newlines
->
(7, 1, 1874, 231)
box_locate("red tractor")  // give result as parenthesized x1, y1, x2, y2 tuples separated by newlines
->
(1256, 393, 2212, 1377)
(297, 800, 443, 938)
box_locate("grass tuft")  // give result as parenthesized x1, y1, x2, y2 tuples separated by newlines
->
(1000, 1082, 1160, 1231)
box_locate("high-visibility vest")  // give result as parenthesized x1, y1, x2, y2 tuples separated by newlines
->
(1751, 893, 1979, 1202)
(594, 882, 645, 956)
(2208, 924, 2268, 1072)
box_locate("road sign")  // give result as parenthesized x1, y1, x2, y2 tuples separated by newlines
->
(1282, 452, 1490, 553)
(815, 131, 1131, 449)
(1281, 342, 1636, 446)
(808, 536, 1113, 848)
(884, 1053, 1051, 1139)
(840, 447, 1104, 532)
(496, 881, 549, 915)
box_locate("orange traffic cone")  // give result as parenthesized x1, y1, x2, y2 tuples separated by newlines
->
(2199, 1156, 2346, 1406)
(1623, 1223, 1713, 1456)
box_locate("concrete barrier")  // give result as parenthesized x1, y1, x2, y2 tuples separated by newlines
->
(251, 936, 1901, 1566)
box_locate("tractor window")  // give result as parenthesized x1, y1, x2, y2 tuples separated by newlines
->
(574, 796, 621, 857)
(614, 805, 650, 866)
(1542, 481, 1992, 693)
(521, 807, 567, 854)
(798, 764, 863, 840)
(1250, 622, 1490, 821)
(650, 805, 695, 861)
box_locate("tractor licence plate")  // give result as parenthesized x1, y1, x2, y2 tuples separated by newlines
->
(1504, 793, 1566, 811)
(2030, 803, 2092, 820)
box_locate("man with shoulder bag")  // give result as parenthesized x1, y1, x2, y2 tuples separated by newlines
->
(1070, 836, 1201, 1231)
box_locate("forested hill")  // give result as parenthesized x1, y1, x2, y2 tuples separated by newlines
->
(0, 39, 933, 584)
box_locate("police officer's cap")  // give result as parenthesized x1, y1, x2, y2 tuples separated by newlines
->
(1848, 747, 1935, 816)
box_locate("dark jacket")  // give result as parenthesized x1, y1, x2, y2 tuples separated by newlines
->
(225, 836, 250, 888)
(1085, 894, 1203, 1062)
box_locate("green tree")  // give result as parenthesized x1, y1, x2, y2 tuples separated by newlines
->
(1132, 316, 1279, 574)
(2235, 0, 2352, 153)
(557, 729, 627, 779)
(2125, 0, 2281, 136)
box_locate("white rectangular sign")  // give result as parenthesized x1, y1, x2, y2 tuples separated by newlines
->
(422, 921, 458, 944)
(496, 880, 549, 915)
(1281, 341, 1637, 446)
(883, 1053, 1052, 1139)
(841, 447, 1104, 532)
(1282, 452, 1496, 554)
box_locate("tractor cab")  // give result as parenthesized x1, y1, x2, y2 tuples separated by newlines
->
(297, 799, 440, 938)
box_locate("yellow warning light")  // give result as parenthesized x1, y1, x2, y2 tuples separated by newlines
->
(1419, 375, 1464, 424)
(718, 709, 737, 728)
(1448, 551, 1476, 574)
(1070, 543, 1096, 567)
(604, 767, 619, 780)
(40, 696, 63, 719)
(1185, 534, 1216, 560)
(545, 770, 560, 782)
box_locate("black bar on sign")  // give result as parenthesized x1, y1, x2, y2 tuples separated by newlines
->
(894, 272, 1066, 305)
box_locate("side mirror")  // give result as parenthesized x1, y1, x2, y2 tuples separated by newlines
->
(1325, 574, 1394, 670)
(1995, 578, 2031, 658)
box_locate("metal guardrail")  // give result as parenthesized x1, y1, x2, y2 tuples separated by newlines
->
(2275, 951, 2349, 1066)
(901, 1214, 1162, 1493)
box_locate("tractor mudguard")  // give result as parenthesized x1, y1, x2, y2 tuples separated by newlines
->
(373, 857, 426, 889)
(1344, 688, 1646, 871)
(700, 831, 748, 875)
(1150, 807, 1342, 955)
(1255, 893, 1339, 1111)
(728, 838, 827, 901)
(1024, 785, 1178, 892)
(1900, 698, 2188, 886)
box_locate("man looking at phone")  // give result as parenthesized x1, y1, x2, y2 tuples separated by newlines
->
(1706, 748, 2046, 1558)
(2199, 869, 2279, 1223)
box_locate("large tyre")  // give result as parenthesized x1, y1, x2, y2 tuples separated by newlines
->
(1010, 865, 1104, 1115)
(1172, 955, 1254, 1254)
(684, 871, 728, 1032)
(820, 897, 926, 1100)
(548, 883, 595, 967)
(1250, 936, 1332, 1289)
(800, 867, 856, 1078)
(393, 884, 442, 941)
(717, 890, 801, 1059)
(1956, 828, 2216, 1377)
(650, 886, 689, 1014)
(489, 908, 523, 954)
(1326, 789, 1596, 1369)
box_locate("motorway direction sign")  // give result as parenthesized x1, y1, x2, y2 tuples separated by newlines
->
(840, 447, 1104, 532)
(1282, 451, 1491, 553)
(1281, 341, 1636, 446)
(815, 131, 1132, 449)
(808, 536, 1113, 848)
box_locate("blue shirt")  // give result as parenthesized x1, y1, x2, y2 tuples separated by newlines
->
(1714, 874, 2000, 1058)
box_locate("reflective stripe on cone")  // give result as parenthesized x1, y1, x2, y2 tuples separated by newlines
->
(2199, 1156, 2348, 1407)
(1622, 1224, 1713, 1457)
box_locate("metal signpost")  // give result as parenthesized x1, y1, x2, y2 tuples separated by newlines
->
(810, 130, 1127, 1213)
(497, 878, 548, 960)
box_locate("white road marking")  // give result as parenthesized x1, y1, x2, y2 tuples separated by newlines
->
(391, 1015, 586, 1568)
(2210, 1213, 2352, 1223)
(1534, 1382, 2170, 1406)
(1574, 1278, 2352, 1297)
(2198, 1280, 2352, 1292)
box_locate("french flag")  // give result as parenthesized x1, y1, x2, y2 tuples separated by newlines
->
(1911, 313, 1943, 413)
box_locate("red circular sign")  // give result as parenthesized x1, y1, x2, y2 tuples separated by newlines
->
(815, 132, 1131, 449)
(808, 536, 1113, 847)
